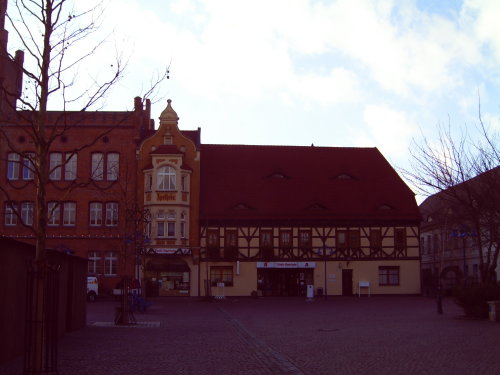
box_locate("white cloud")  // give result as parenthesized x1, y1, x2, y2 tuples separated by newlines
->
(358, 104, 417, 159)
(463, 0, 500, 65)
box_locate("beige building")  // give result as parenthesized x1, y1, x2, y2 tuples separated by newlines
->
(133, 100, 421, 297)
(199, 144, 421, 297)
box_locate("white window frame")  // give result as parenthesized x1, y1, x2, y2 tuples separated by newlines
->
(49, 152, 62, 180)
(5, 202, 17, 226)
(106, 153, 119, 181)
(7, 153, 20, 180)
(167, 222, 176, 237)
(90, 202, 103, 226)
(157, 221, 165, 237)
(157, 166, 176, 191)
(65, 153, 77, 180)
(88, 251, 101, 274)
(91, 153, 104, 180)
(105, 202, 118, 226)
(63, 202, 76, 226)
(22, 153, 35, 180)
(21, 201, 33, 226)
(47, 201, 61, 226)
(104, 251, 118, 275)
(157, 222, 176, 238)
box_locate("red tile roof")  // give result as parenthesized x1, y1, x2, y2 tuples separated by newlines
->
(200, 144, 419, 224)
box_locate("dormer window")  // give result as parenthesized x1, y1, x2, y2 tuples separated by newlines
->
(157, 166, 176, 191)
(336, 173, 353, 180)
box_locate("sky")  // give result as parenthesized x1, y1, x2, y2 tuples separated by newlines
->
(7, 0, 500, 200)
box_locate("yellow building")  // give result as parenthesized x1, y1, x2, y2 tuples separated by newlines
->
(137, 100, 201, 296)
(138, 100, 421, 297)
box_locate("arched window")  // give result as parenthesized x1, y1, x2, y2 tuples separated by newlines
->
(157, 166, 176, 191)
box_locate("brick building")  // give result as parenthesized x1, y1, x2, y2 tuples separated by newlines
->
(0, 2, 154, 293)
(1, 0, 422, 296)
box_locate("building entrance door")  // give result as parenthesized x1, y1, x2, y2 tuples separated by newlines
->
(342, 269, 353, 296)
(257, 269, 313, 296)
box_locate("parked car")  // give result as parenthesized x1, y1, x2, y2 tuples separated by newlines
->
(87, 276, 99, 302)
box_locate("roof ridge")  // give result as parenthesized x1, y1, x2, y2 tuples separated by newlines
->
(201, 143, 376, 150)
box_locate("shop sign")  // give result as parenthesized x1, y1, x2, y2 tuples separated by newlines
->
(148, 248, 192, 255)
(256, 262, 316, 269)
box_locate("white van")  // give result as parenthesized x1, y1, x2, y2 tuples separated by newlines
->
(87, 276, 99, 302)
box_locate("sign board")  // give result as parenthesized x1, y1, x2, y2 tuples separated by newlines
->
(148, 248, 192, 255)
(256, 262, 316, 269)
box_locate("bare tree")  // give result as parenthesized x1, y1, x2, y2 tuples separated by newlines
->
(402, 108, 499, 285)
(0, 0, 166, 372)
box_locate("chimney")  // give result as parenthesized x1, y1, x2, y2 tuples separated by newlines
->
(0, 0, 8, 55)
(14, 49, 23, 98)
(134, 96, 142, 112)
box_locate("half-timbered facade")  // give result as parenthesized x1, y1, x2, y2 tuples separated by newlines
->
(200, 145, 421, 296)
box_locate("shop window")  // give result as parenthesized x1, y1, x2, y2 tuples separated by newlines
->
(88, 251, 102, 274)
(104, 251, 118, 275)
(210, 266, 233, 286)
(379, 266, 400, 286)
(4, 201, 17, 226)
(157, 166, 176, 191)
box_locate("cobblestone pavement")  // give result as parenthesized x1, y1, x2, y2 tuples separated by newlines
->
(1, 296, 499, 375)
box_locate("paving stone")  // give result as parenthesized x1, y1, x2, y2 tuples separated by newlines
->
(1, 297, 499, 375)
